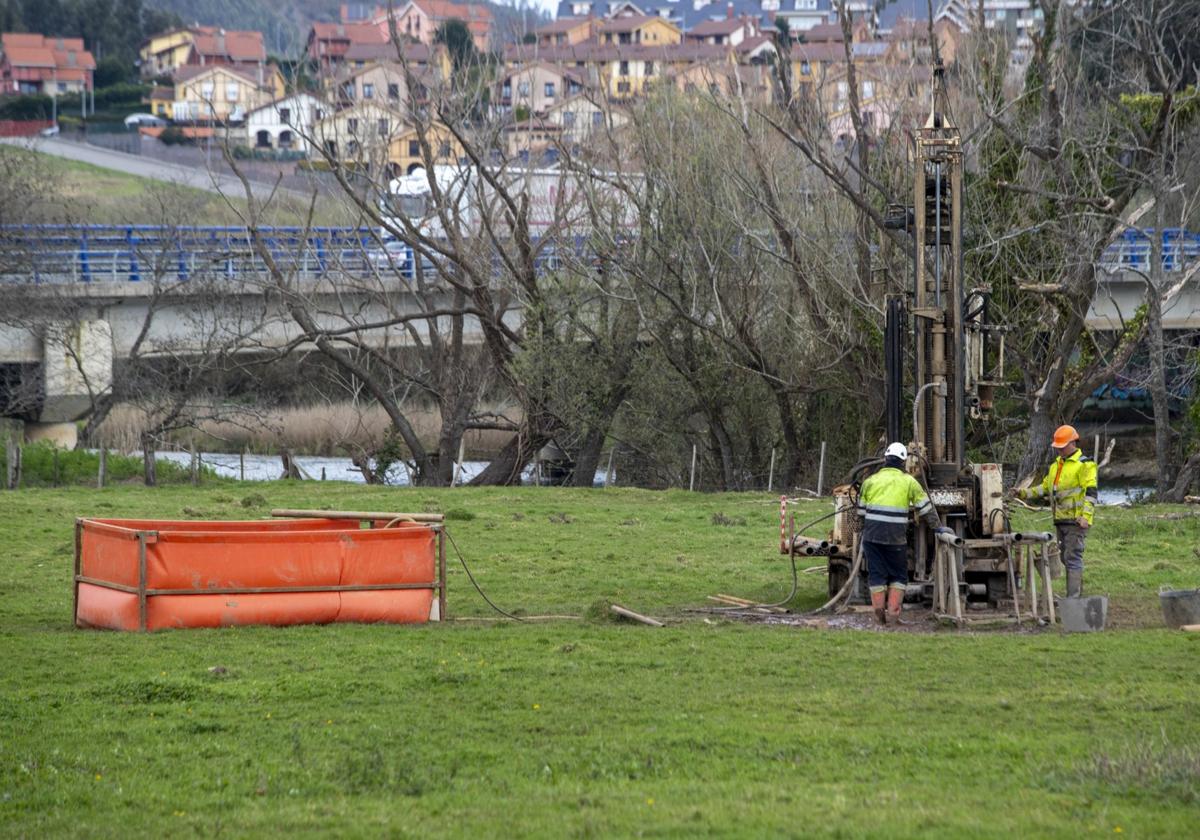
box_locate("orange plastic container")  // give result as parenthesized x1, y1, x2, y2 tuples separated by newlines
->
(73, 518, 445, 631)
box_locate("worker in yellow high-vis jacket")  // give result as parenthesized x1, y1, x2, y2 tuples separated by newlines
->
(1017, 424, 1098, 598)
(857, 442, 952, 625)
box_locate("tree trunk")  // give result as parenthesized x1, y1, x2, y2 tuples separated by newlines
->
(708, 414, 737, 491)
(1148, 205, 1174, 496)
(470, 421, 549, 485)
(1166, 450, 1200, 503)
(141, 433, 156, 487)
(571, 426, 606, 488)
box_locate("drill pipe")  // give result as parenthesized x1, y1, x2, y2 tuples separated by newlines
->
(935, 530, 965, 547)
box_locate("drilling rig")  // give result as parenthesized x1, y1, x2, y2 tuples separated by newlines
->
(788, 63, 1053, 619)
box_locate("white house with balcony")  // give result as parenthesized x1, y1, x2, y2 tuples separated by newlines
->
(244, 92, 327, 154)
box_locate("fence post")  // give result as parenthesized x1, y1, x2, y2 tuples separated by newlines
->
(240, 448, 246, 482)
(98, 447, 107, 489)
(142, 434, 156, 487)
(816, 441, 827, 497)
(767, 447, 776, 493)
(689, 443, 698, 492)
(190, 447, 199, 485)
(5, 437, 19, 490)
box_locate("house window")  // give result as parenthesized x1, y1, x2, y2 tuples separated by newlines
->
(617, 81, 631, 93)
(861, 80, 874, 99)
(592, 111, 603, 126)
(279, 107, 291, 123)
(362, 82, 375, 99)
(201, 81, 214, 99)
(563, 110, 576, 126)
(409, 140, 420, 156)
(348, 140, 360, 155)
(314, 107, 325, 121)
(226, 82, 238, 102)
(544, 82, 555, 97)
(518, 81, 530, 97)
(439, 141, 451, 157)
(645, 61, 655, 76)
(568, 80, 582, 94)
(348, 118, 359, 134)
(343, 82, 355, 99)
(836, 81, 848, 103)
(619, 60, 629, 75)
(378, 118, 389, 137)
(800, 60, 811, 75)
(326, 139, 338, 157)
(388, 83, 400, 100)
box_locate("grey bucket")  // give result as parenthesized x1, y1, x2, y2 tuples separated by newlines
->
(1060, 595, 1108, 633)
(1159, 586, 1200, 629)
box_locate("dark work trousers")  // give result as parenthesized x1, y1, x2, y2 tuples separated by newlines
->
(1054, 522, 1087, 572)
(864, 541, 908, 590)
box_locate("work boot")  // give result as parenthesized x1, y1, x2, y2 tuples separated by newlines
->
(1066, 569, 1083, 599)
(887, 587, 905, 625)
(871, 589, 887, 625)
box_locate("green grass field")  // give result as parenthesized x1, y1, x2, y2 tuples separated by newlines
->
(1, 147, 355, 226)
(2, 484, 1198, 837)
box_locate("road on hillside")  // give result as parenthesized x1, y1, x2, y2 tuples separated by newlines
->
(0, 136, 313, 203)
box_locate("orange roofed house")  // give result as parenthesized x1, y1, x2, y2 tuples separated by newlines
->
(0, 33, 95, 96)
(139, 26, 266, 80)
(362, 0, 493, 51)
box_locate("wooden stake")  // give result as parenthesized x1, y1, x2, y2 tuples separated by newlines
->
(97, 447, 107, 489)
(767, 447, 776, 492)
(610, 604, 664, 627)
(239, 448, 245, 482)
(453, 437, 466, 486)
(604, 448, 615, 488)
(689, 443, 697, 492)
(816, 441, 827, 496)
(1040, 544, 1055, 625)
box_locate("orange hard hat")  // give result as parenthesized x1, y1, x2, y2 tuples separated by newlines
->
(1051, 424, 1079, 448)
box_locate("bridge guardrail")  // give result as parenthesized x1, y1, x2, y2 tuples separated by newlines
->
(0, 225, 587, 284)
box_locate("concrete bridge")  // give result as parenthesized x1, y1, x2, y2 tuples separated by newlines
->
(0, 224, 1196, 446)
(0, 225, 538, 445)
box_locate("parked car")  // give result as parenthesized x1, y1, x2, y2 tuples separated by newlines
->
(123, 113, 167, 129)
(39, 124, 59, 136)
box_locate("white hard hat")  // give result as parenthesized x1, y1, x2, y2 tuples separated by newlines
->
(884, 442, 908, 460)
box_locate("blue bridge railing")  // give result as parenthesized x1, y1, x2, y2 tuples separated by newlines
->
(0, 224, 1196, 284)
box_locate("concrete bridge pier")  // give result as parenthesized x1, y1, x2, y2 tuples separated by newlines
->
(1, 319, 113, 449)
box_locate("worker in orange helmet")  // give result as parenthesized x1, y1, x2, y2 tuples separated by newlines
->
(1016, 424, 1098, 598)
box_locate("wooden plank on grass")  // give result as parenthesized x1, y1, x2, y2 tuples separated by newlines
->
(610, 604, 664, 627)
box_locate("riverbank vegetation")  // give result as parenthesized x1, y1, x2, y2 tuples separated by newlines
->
(2, 485, 1198, 836)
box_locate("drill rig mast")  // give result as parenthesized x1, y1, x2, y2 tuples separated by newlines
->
(815, 63, 1032, 614)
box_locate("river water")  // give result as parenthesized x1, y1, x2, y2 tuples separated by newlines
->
(149, 450, 1149, 502)
(150, 450, 612, 486)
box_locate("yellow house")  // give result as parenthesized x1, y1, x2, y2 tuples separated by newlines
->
(597, 15, 681, 46)
(146, 85, 174, 117)
(312, 101, 406, 168)
(389, 122, 463, 175)
(139, 28, 195, 78)
(171, 65, 276, 123)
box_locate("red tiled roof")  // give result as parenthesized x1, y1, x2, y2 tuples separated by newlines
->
(410, 0, 492, 24)
(1, 33, 95, 72)
(687, 19, 744, 37)
(801, 23, 845, 42)
(343, 40, 435, 62)
(598, 15, 658, 33)
(190, 29, 266, 63)
(309, 21, 387, 44)
(535, 17, 593, 35)
(504, 42, 734, 63)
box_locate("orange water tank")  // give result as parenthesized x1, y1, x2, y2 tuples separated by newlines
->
(74, 518, 444, 631)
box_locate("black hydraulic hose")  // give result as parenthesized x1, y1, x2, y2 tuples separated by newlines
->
(708, 506, 854, 612)
(443, 527, 525, 622)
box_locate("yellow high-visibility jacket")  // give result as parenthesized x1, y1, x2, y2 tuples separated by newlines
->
(1025, 449, 1098, 525)
(856, 466, 942, 545)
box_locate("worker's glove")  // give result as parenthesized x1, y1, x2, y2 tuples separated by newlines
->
(935, 526, 955, 538)
(1014, 487, 1029, 500)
